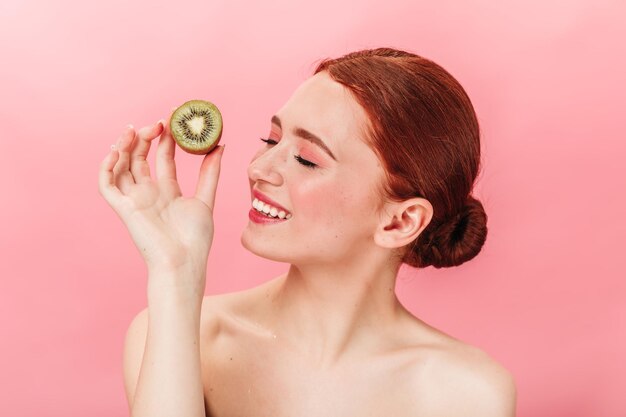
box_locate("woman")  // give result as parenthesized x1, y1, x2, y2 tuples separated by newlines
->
(99, 47, 517, 417)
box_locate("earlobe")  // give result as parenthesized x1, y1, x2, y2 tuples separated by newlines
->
(374, 198, 433, 249)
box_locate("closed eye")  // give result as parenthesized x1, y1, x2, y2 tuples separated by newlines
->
(259, 137, 279, 146)
(294, 155, 317, 168)
(259, 137, 318, 169)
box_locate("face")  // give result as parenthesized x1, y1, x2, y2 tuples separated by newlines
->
(240, 71, 388, 266)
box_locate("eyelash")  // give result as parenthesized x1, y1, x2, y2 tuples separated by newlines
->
(259, 138, 318, 169)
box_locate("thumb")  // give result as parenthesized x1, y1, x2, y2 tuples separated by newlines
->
(195, 145, 225, 211)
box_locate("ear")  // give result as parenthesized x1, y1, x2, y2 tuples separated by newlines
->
(374, 198, 433, 249)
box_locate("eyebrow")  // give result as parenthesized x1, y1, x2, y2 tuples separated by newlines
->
(271, 115, 337, 161)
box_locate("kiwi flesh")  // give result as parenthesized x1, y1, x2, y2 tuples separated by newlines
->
(170, 100, 223, 155)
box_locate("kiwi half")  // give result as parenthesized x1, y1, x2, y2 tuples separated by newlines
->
(170, 100, 223, 155)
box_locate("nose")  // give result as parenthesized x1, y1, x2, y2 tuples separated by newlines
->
(247, 145, 286, 186)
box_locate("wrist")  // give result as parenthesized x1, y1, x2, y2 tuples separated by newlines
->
(146, 252, 207, 277)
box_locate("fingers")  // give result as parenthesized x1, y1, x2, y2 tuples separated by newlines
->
(99, 145, 126, 208)
(112, 126, 138, 194)
(156, 113, 178, 182)
(130, 121, 165, 184)
(195, 145, 225, 211)
(103, 110, 183, 206)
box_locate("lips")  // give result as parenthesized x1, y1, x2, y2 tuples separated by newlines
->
(252, 189, 290, 214)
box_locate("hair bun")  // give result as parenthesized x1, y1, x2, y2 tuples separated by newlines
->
(412, 195, 488, 269)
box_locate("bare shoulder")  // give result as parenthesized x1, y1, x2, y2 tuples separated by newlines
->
(409, 329, 517, 417)
(199, 277, 280, 335)
(199, 291, 241, 335)
(201, 280, 273, 315)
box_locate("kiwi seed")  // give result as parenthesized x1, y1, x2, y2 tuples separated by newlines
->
(170, 99, 223, 155)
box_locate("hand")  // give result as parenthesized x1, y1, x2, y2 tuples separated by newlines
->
(98, 112, 225, 286)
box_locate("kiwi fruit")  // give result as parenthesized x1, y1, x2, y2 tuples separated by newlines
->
(170, 100, 223, 155)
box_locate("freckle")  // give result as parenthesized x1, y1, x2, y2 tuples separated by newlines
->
(230, 357, 233, 361)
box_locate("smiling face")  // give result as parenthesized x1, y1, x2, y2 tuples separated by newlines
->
(240, 71, 389, 266)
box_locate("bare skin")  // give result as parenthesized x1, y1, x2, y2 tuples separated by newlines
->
(106, 72, 516, 417)
(198, 275, 516, 417)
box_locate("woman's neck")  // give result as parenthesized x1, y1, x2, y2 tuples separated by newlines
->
(263, 254, 406, 368)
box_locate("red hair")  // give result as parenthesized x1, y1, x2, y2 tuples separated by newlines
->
(314, 48, 487, 268)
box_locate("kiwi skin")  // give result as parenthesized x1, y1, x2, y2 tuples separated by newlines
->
(170, 99, 223, 155)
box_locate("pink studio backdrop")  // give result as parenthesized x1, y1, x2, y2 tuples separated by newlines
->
(1, 0, 624, 415)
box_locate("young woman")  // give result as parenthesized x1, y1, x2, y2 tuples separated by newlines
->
(99, 47, 516, 417)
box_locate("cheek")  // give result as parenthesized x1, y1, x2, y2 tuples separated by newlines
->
(292, 186, 337, 222)
(291, 178, 371, 229)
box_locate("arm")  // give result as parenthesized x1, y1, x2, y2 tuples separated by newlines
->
(99, 113, 225, 417)
(126, 275, 206, 417)
(122, 306, 148, 413)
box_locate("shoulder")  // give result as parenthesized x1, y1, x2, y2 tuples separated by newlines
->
(200, 277, 282, 335)
(201, 278, 275, 316)
(413, 338, 517, 417)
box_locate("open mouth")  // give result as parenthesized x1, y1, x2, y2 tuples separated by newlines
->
(252, 198, 292, 220)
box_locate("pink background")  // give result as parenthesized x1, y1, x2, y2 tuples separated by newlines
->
(1, 0, 624, 415)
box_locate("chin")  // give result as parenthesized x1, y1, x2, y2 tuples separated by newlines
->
(239, 230, 295, 263)
(240, 234, 352, 269)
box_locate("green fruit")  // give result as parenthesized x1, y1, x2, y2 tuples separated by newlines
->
(170, 100, 223, 155)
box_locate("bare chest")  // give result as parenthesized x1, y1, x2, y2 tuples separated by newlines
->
(199, 330, 420, 417)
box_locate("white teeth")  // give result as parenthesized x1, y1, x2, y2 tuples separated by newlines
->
(252, 198, 291, 220)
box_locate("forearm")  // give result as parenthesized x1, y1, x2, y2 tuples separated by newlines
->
(131, 268, 206, 417)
